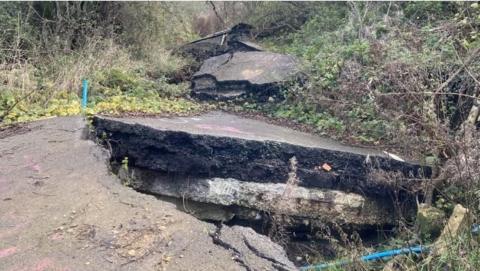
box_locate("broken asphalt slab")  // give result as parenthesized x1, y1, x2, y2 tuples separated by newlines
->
(0, 116, 295, 271)
(93, 111, 430, 198)
(92, 112, 431, 227)
(192, 52, 301, 101)
(177, 23, 259, 62)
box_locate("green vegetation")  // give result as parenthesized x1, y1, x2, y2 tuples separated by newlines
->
(249, 2, 480, 269)
(257, 2, 480, 152)
(0, 2, 203, 124)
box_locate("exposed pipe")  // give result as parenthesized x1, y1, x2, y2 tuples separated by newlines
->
(299, 245, 428, 271)
(81, 79, 88, 110)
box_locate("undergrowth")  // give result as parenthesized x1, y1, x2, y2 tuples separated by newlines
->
(0, 42, 201, 124)
(256, 2, 480, 159)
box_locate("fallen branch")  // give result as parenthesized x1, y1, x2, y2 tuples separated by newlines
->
(207, 1, 226, 29)
(0, 88, 37, 123)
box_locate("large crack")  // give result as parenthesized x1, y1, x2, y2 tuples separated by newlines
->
(243, 236, 293, 271)
(92, 113, 432, 269)
(209, 224, 297, 271)
(210, 224, 253, 271)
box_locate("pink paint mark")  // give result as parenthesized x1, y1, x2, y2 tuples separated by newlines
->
(33, 258, 54, 271)
(49, 232, 64, 241)
(23, 155, 41, 173)
(31, 164, 41, 172)
(0, 247, 17, 258)
(195, 124, 250, 135)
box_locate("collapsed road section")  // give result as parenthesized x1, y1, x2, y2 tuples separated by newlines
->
(191, 51, 301, 101)
(0, 116, 300, 271)
(93, 111, 431, 230)
(176, 23, 302, 101)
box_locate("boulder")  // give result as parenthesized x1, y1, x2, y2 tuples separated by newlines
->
(192, 51, 301, 101)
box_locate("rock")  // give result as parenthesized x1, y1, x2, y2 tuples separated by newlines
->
(212, 225, 297, 271)
(415, 204, 446, 241)
(191, 51, 301, 101)
(432, 204, 469, 256)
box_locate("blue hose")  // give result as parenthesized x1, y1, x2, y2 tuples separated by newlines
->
(299, 245, 428, 271)
(300, 224, 477, 270)
(361, 245, 426, 262)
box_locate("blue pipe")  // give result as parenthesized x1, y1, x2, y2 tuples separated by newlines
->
(299, 245, 428, 271)
(361, 245, 426, 262)
(81, 79, 89, 110)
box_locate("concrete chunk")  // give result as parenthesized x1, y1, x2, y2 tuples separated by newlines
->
(126, 169, 394, 226)
(192, 52, 301, 100)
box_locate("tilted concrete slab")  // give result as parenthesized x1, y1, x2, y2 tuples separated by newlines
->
(192, 52, 301, 100)
(176, 23, 259, 61)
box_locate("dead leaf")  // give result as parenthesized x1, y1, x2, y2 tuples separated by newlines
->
(321, 163, 332, 172)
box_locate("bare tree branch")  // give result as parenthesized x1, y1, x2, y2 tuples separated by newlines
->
(207, 1, 226, 29)
(0, 89, 36, 123)
(434, 47, 480, 94)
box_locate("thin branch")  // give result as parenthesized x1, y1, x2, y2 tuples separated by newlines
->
(377, 91, 480, 100)
(454, 47, 480, 89)
(433, 47, 480, 94)
(0, 89, 37, 122)
(207, 1, 226, 29)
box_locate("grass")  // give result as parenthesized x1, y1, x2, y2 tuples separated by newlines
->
(0, 40, 202, 125)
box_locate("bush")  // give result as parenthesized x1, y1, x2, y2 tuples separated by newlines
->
(0, 43, 198, 124)
(0, 2, 201, 125)
(401, 2, 458, 25)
